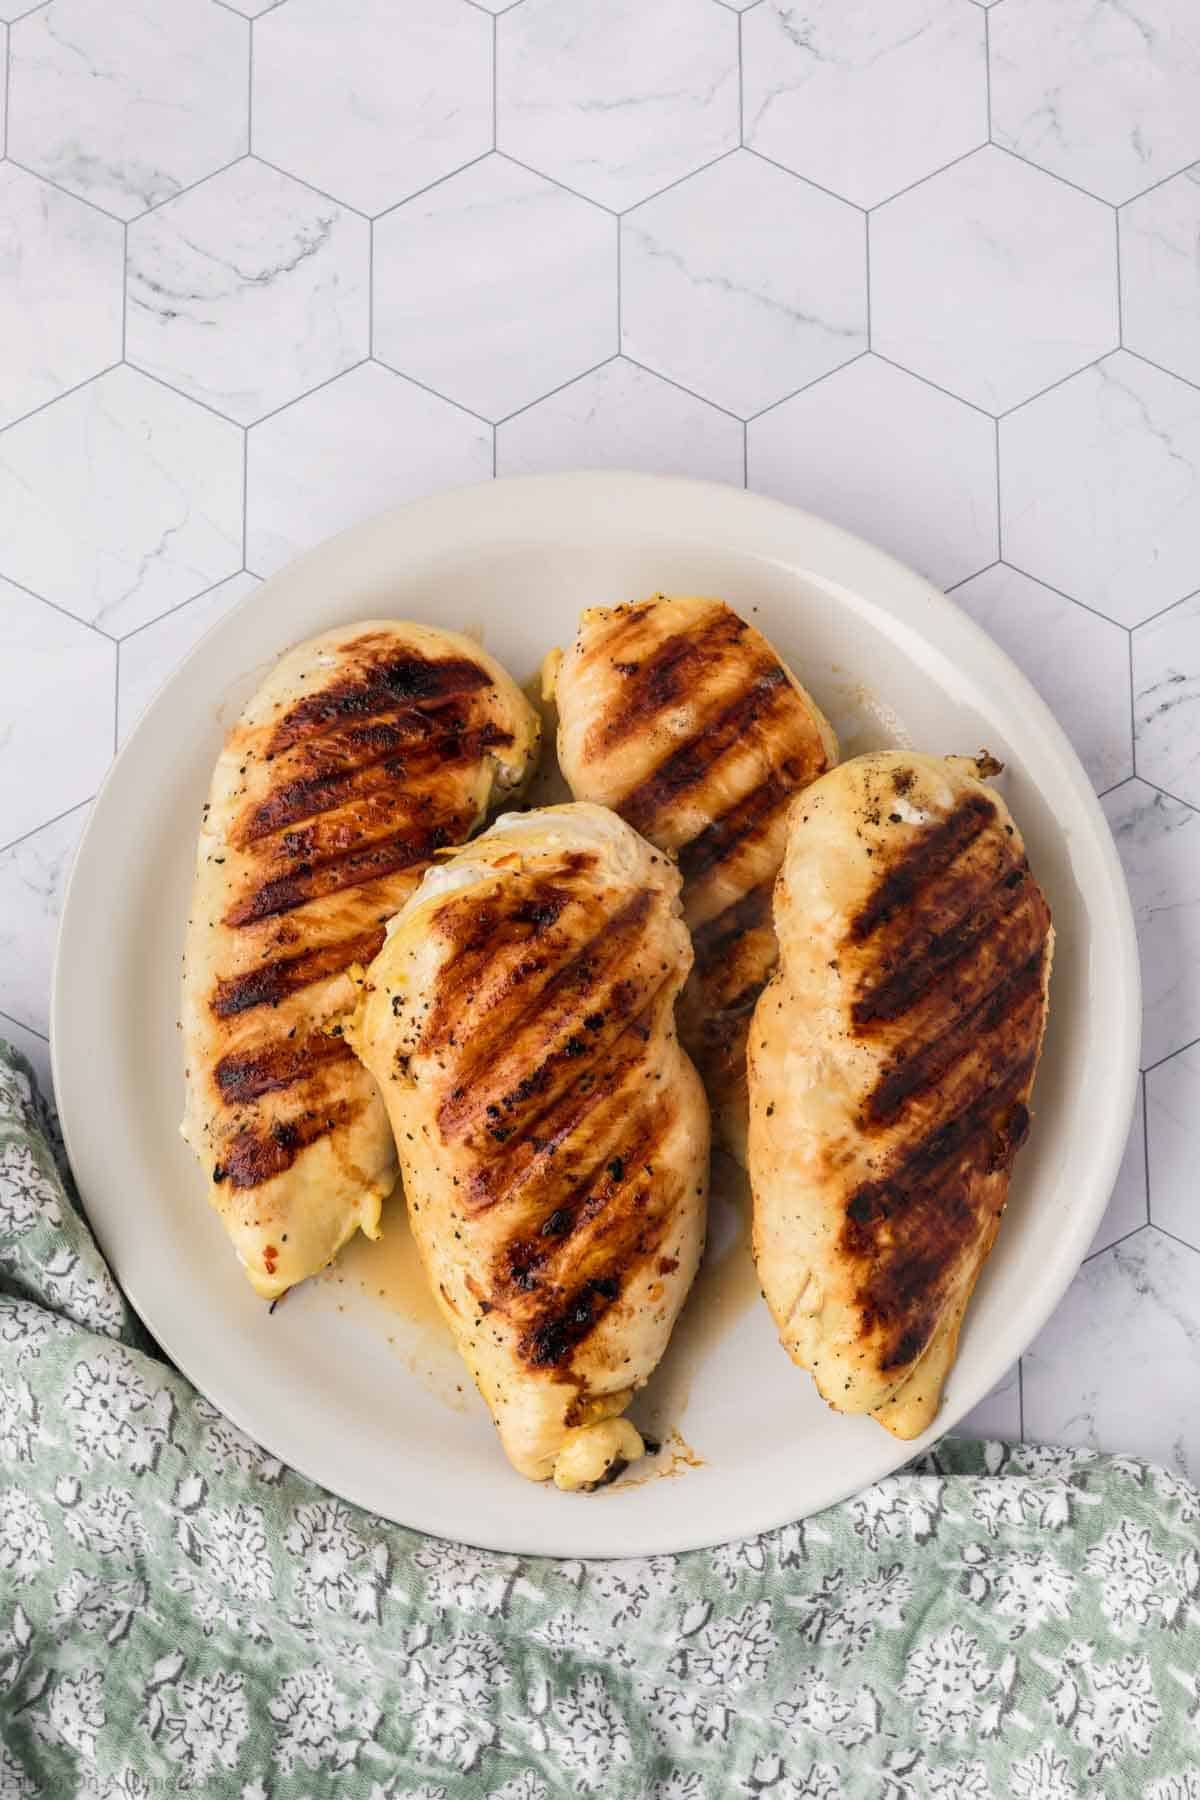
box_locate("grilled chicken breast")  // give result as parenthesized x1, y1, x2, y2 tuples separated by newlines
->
(748, 752, 1052, 1439)
(551, 595, 837, 1162)
(347, 804, 709, 1487)
(181, 621, 539, 1300)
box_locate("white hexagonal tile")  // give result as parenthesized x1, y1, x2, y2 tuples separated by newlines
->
(871, 148, 1118, 414)
(1147, 1043, 1200, 1247)
(0, 165, 124, 429)
(992, 0, 1200, 206)
(743, 0, 986, 209)
(1120, 165, 1200, 389)
(1, 25, 7, 149)
(1134, 591, 1200, 810)
(497, 0, 738, 212)
(957, 1362, 1020, 1443)
(1104, 779, 1200, 1070)
(0, 583, 112, 847)
(496, 358, 744, 486)
(118, 571, 260, 745)
(254, 0, 491, 216)
(126, 159, 369, 425)
(0, 802, 87, 1035)
(620, 151, 866, 418)
(748, 356, 997, 589)
(0, 366, 243, 635)
(1000, 352, 1200, 626)
(1022, 1229, 1200, 1470)
(8, 0, 248, 220)
(247, 363, 491, 577)
(951, 564, 1131, 793)
(1089, 1075, 1148, 1257)
(373, 156, 615, 422)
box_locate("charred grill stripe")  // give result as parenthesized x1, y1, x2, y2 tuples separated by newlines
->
(676, 771, 797, 884)
(619, 667, 794, 837)
(436, 889, 655, 1134)
(211, 928, 386, 1017)
(214, 1032, 354, 1105)
(224, 820, 466, 928)
(852, 859, 1039, 1028)
(266, 654, 495, 757)
(691, 881, 773, 971)
(866, 947, 1048, 1125)
(221, 1099, 363, 1189)
(849, 793, 996, 942)
(588, 608, 752, 753)
(235, 718, 512, 847)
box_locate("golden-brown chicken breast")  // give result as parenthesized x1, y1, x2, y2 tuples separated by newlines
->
(181, 621, 539, 1300)
(748, 752, 1052, 1439)
(347, 803, 709, 1486)
(551, 595, 837, 1162)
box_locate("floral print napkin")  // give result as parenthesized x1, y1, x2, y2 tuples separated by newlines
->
(1, 1040, 1197, 1799)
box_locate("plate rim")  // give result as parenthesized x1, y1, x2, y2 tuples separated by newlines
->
(51, 469, 1141, 1557)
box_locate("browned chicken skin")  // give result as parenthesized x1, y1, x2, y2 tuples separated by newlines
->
(348, 805, 708, 1486)
(748, 752, 1053, 1438)
(551, 595, 837, 1162)
(181, 621, 539, 1298)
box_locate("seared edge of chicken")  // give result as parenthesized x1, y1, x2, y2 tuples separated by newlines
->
(347, 803, 709, 1486)
(748, 752, 1053, 1439)
(551, 595, 837, 1163)
(181, 620, 540, 1299)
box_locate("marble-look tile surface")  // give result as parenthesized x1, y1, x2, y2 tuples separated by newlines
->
(0, 163, 123, 428)
(951, 563, 1132, 793)
(497, 0, 739, 212)
(749, 355, 998, 589)
(373, 156, 615, 422)
(0, 366, 243, 635)
(0, 803, 87, 1036)
(871, 148, 1118, 414)
(1000, 352, 1200, 626)
(743, 0, 986, 208)
(1023, 1229, 1200, 1475)
(117, 571, 260, 745)
(0, 1010, 53, 1104)
(1120, 165, 1200, 390)
(991, 0, 1200, 205)
(497, 357, 744, 486)
(957, 1363, 1021, 1444)
(254, 0, 492, 216)
(0, 581, 112, 848)
(2, 0, 1200, 1476)
(1147, 1044, 1200, 1249)
(246, 363, 491, 577)
(1104, 779, 1200, 1071)
(1133, 591, 1200, 810)
(621, 150, 866, 418)
(8, 0, 248, 219)
(126, 159, 369, 424)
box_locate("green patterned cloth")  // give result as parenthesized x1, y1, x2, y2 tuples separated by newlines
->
(1, 1042, 1198, 1799)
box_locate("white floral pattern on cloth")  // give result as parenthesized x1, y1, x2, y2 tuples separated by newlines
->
(1, 1037, 1199, 1799)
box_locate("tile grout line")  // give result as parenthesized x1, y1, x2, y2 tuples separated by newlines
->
(1114, 206, 1123, 347)
(0, 1006, 49, 1045)
(994, 417, 1003, 563)
(0, 361, 124, 442)
(1141, 1071, 1151, 1228)
(246, 17, 254, 158)
(1152, 1223, 1200, 1261)
(1016, 1356, 1024, 1439)
(112, 639, 120, 756)
(1128, 628, 1138, 783)
(241, 429, 249, 571)
(983, 6, 992, 140)
(615, 213, 622, 356)
(491, 14, 498, 154)
(1082, 1222, 1151, 1264)
(736, 10, 744, 148)
(864, 213, 872, 351)
(0, 797, 95, 862)
(118, 572, 252, 645)
(1143, 1031, 1200, 1078)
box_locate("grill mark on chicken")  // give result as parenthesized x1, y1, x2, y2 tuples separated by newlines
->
(677, 770, 798, 885)
(214, 1031, 354, 1106)
(849, 792, 996, 942)
(434, 889, 655, 1139)
(585, 607, 753, 754)
(234, 717, 514, 848)
(865, 948, 1047, 1125)
(211, 927, 386, 1018)
(220, 1096, 365, 1189)
(853, 858, 1040, 1028)
(224, 820, 466, 928)
(265, 653, 495, 757)
(691, 881, 772, 973)
(618, 667, 795, 836)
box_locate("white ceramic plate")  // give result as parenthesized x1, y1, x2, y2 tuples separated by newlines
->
(53, 471, 1139, 1558)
